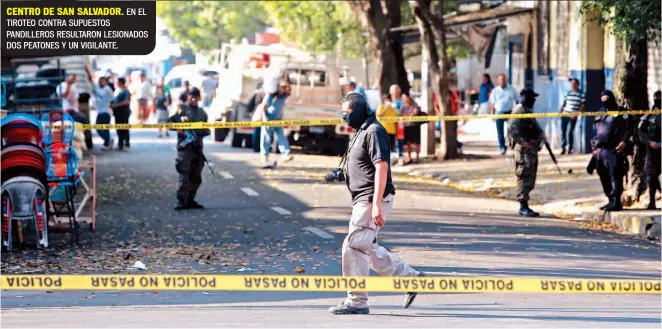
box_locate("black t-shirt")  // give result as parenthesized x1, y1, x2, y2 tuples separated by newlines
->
(345, 116, 396, 204)
(155, 95, 168, 110)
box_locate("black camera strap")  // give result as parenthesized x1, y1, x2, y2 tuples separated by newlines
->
(337, 127, 363, 172)
(336, 112, 375, 171)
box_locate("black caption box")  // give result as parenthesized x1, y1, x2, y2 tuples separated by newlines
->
(2, 0, 156, 56)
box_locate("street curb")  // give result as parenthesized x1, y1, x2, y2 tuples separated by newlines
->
(403, 172, 661, 241)
(597, 211, 661, 240)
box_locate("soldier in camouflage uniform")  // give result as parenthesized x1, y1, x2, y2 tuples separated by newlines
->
(507, 88, 544, 217)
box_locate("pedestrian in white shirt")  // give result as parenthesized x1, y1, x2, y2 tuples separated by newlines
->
(93, 76, 115, 150)
(57, 73, 97, 150)
(489, 74, 519, 154)
(135, 73, 152, 123)
(57, 74, 79, 112)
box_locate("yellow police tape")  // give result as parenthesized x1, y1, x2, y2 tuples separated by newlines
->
(1, 275, 660, 293)
(80, 110, 662, 130)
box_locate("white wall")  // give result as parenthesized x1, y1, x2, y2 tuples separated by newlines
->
(456, 28, 509, 92)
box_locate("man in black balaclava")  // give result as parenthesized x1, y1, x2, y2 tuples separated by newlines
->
(507, 88, 544, 217)
(592, 90, 632, 211)
(169, 87, 210, 210)
(328, 93, 424, 315)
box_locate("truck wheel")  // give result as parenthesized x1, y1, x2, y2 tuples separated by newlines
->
(214, 128, 229, 142)
(333, 136, 350, 156)
(244, 134, 253, 149)
(232, 133, 252, 148)
(231, 130, 243, 148)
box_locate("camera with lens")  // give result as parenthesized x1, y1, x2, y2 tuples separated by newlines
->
(324, 168, 345, 183)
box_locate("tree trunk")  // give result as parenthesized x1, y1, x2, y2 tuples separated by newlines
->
(612, 37, 627, 102)
(620, 37, 650, 206)
(348, 0, 410, 95)
(411, 0, 459, 160)
(385, 0, 411, 96)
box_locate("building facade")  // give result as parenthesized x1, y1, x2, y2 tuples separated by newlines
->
(507, 0, 661, 153)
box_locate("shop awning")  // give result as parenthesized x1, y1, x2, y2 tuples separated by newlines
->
(391, 5, 534, 68)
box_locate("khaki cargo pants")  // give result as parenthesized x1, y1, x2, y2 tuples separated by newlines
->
(342, 195, 419, 308)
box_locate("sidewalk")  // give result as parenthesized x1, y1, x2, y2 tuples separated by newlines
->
(392, 137, 661, 240)
(393, 139, 598, 206)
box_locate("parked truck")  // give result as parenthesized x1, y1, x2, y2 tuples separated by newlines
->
(208, 43, 352, 155)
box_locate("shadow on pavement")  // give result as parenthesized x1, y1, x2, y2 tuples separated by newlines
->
(374, 312, 660, 323)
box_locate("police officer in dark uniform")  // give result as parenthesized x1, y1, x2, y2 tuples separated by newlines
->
(593, 90, 632, 211)
(507, 88, 544, 217)
(639, 90, 661, 209)
(169, 87, 210, 210)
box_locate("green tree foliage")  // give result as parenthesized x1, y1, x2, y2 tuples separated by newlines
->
(447, 40, 474, 61)
(157, 0, 471, 62)
(261, 1, 368, 58)
(580, 0, 661, 43)
(156, 1, 268, 52)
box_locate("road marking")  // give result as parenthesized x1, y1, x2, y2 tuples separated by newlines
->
(241, 187, 259, 196)
(219, 172, 234, 179)
(303, 227, 335, 239)
(270, 207, 292, 215)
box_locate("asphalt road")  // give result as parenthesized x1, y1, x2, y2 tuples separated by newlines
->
(2, 131, 660, 328)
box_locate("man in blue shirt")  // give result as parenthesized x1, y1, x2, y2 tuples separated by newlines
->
(478, 74, 494, 114)
(260, 80, 294, 169)
(389, 84, 404, 157)
(489, 74, 519, 154)
(93, 76, 115, 150)
(346, 81, 368, 105)
(110, 78, 132, 150)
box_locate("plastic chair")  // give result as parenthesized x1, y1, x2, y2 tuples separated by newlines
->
(41, 110, 75, 146)
(1, 177, 47, 250)
(1, 143, 47, 187)
(45, 142, 80, 245)
(1, 113, 43, 147)
(0, 143, 48, 250)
